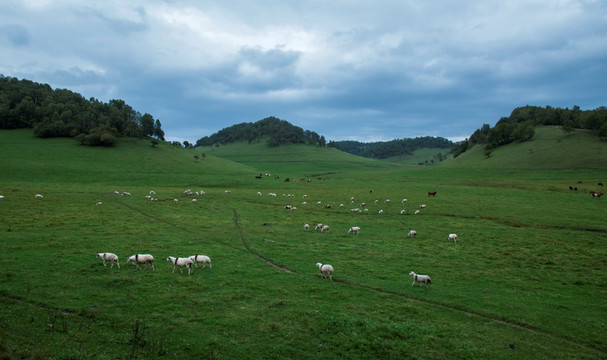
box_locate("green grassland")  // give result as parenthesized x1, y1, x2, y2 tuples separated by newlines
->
(0, 128, 606, 359)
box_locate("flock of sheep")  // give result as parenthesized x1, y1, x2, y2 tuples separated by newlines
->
(96, 252, 212, 275)
(3, 188, 452, 288)
(287, 192, 459, 288)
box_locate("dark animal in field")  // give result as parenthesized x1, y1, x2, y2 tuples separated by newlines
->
(569, 186, 573, 191)
(284, 178, 290, 182)
(599, 182, 604, 186)
(590, 191, 603, 198)
(574, 187, 578, 191)
(255, 175, 262, 179)
(428, 191, 437, 197)
(577, 180, 583, 184)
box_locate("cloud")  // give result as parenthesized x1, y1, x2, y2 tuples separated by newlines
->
(0, 0, 605, 144)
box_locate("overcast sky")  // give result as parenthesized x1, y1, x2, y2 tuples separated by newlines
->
(1, 1, 605, 143)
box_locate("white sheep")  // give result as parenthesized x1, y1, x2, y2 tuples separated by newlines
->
(409, 271, 431, 288)
(0, 195, 4, 200)
(167, 256, 194, 274)
(126, 254, 155, 270)
(414, 210, 420, 215)
(400, 209, 406, 215)
(189, 255, 212, 269)
(419, 204, 427, 208)
(321, 225, 330, 233)
(378, 209, 384, 214)
(316, 262, 334, 281)
(448, 233, 458, 243)
(35, 194, 43, 199)
(96, 202, 103, 206)
(257, 192, 262, 196)
(402, 198, 408, 203)
(304, 224, 310, 231)
(347, 226, 360, 235)
(96, 252, 120, 268)
(408, 230, 417, 238)
(314, 223, 323, 231)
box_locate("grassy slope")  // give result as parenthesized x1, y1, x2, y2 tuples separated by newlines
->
(0, 128, 606, 359)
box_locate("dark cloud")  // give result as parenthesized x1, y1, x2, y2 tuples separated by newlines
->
(1, 1, 605, 143)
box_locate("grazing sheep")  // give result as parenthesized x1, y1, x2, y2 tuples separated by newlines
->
(321, 225, 330, 233)
(315, 223, 323, 231)
(448, 233, 458, 243)
(400, 210, 406, 215)
(378, 209, 384, 214)
(173, 198, 179, 203)
(409, 271, 431, 288)
(408, 230, 417, 238)
(191, 198, 197, 202)
(304, 224, 310, 231)
(96, 252, 120, 268)
(339, 203, 344, 208)
(189, 255, 212, 269)
(414, 210, 420, 215)
(167, 256, 193, 274)
(35, 194, 43, 199)
(96, 202, 103, 206)
(402, 198, 408, 203)
(419, 204, 427, 208)
(0, 195, 4, 200)
(347, 226, 361, 235)
(257, 192, 262, 196)
(126, 254, 155, 270)
(316, 262, 334, 281)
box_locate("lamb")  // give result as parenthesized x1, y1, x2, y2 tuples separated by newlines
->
(167, 256, 194, 274)
(126, 254, 155, 270)
(189, 255, 212, 269)
(408, 230, 417, 238)
(448, 233, 458, 243)
(304, 224, 310, 231)
(409, 271, 431, 288)
(321, 225, 330, 233)
(316, 263, 334, 281)
(347, 226, 361, 235)
(96, 252, 120, 268)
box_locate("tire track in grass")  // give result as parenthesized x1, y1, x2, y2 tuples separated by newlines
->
(230, 207, 606, 356)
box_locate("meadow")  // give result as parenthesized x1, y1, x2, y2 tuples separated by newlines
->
(0, 127, 606, 359)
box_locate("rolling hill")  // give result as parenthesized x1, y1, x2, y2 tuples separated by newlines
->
(0, 128, 606, 359)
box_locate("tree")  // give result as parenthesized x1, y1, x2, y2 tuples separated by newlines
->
(150, 139, 159, 147)
(140, 113, 155, 137)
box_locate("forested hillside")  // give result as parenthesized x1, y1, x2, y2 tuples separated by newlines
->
(195, 116, 326, 147)
(454, 105, 607, 157)
(327, 137, 454, 159)
(0, 75, 164, 146)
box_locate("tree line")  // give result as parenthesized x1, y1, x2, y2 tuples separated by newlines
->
(327, 136, 454, 159)
(453, 105, 607, 157)
(195, 116, 326, 147)
(0, 75, 164, 146)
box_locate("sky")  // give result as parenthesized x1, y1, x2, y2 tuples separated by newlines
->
(1, 1, 606, 143)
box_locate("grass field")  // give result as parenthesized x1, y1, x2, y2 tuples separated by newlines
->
(0, 128, 606, 359)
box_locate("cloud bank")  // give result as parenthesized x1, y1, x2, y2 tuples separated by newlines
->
(1, 0, 605, 142)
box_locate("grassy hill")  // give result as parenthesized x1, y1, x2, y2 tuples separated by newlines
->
(446, 126, 607, 170)
(0, 128, 606, 359)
